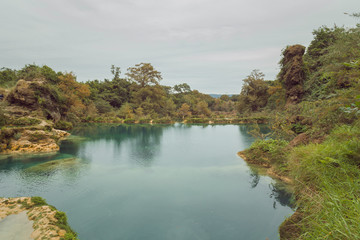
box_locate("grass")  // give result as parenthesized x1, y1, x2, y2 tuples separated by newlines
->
(242, 139, 289, 170)
(54, 211, 79, 240)
(286, 123, 360, 239)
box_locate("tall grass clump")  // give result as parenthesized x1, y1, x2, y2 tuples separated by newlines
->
(243, 139, 289, 173)
(288, 123, 360, 239)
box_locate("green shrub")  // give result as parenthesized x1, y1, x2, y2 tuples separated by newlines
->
(11, 117, 41, 126)
(54, 211, 78, 239)
(55, 211, 67, 225)
(54, 120, 73, 130)
(123, 118, 135, 124)
(245, 139, 289, 168)
(64, 232, 78, 240)
(138, 118, 151, 124)
(28, 131, 47, 142)
(187, 118, 210, 124)
(152, 118, 173, 124)
(31, 196, 47, 206)
(212, 119, 231, 124)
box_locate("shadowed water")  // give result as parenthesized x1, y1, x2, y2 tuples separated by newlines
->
(0, 124, 293, 240)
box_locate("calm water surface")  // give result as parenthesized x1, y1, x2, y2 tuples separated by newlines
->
(0, 124, 293, 240)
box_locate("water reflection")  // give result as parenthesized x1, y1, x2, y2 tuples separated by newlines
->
(248, 167, 294, 209)
(249, 169, 261, 188)
(269, 182, 295, 209)
(64, 124, 170, 167)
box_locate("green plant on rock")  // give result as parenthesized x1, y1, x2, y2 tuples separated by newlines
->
(31, 196, 47, 206)
(54, 120, 73, 130)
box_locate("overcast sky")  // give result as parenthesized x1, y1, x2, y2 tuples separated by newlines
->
(0, 0, 359, 93)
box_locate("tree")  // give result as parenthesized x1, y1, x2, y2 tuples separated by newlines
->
(0, 68, 18, 88)
(238, 70, 269, 112)
(177, 103, 191, 119)
(118, 102, 134, 119)
(195, 101, 211, 117)
(126, 63, 162, 87)
(278, 45, 306, 104)
(173, 83, 191, 93)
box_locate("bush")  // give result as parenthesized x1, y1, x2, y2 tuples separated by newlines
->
(244, 139, 289, 168)
(152, 118, 173, 124)
(11, 117, 41, 126)
(31, 196, 47, 206)
(123, 118, 135, 124)
(28, 131, 47, 142)
(138, 118, 151, 124)
(54, 120, 73, 130)
(187, 118, 210, 124)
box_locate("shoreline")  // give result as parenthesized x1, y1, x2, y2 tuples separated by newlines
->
(0, 197, 78, 240)
(237, 150, 297, 239)
(237, 151, 292, 184)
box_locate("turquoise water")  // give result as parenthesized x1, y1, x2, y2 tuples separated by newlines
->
(0, 124, 293, 240)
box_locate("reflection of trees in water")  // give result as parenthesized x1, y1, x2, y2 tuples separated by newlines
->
(238, 124, 271, 139)
(128, 126, 164, 166)
(269, 182, 295, 209)
(248, 167, 294, 209)
(238, 125, 253, 138)
(249, 169, 261, 188)
(64, 124, 173, 167)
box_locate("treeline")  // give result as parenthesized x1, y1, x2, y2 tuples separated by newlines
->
(0, 63, 240, 127)
(1, 19, 359, 129)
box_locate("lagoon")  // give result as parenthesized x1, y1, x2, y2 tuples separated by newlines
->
(0, 124, 293, 240)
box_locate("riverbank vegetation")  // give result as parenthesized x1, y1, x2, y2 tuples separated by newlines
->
(240, 15, 360, 239)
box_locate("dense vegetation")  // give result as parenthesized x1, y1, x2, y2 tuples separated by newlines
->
(240, 17, 360, 239)
(0, 63, 243, 127)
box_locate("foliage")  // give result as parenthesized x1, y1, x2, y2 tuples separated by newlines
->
(55, 211, 79, 239)
(173, 83, 191, 93)
(238, 69, 269, 113)
(31, 196, 47, 206)
(126, 63, 162, 87)
(54, 120, 73, 130)
(245, 139, 289, 168)
(177, 103, 191, 119)
(0, 67, 18, 87)
(152, 117, 173, 124)
(123, 118, 136, 124)
(278, 45, 306, 104)
(186, 118, 210, 124)
(117, 102, 134, 119)
(11, 117, 41, 126)
(288, 124, 360, 239)
(304, 24, 360, 99)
